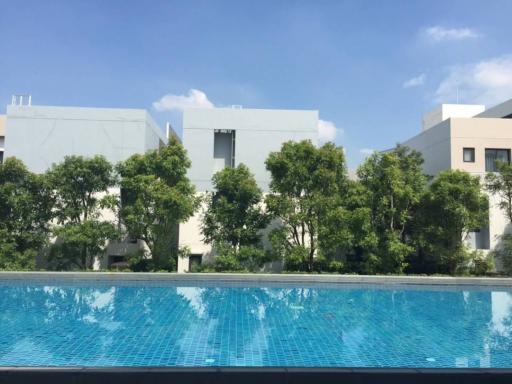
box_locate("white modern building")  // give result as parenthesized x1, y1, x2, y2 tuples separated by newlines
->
(2, 96, 171, 268)
(5, 98, 167, 174)
(401, 98, 512, 268)
(178, 107, 319, 272)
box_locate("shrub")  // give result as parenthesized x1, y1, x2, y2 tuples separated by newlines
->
(490, 234, 512, 275)
(283, 246, 309, 272)
(469, 250, 494, 276)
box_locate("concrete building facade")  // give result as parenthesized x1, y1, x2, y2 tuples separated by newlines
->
(5, 104, 167, 174)
(2, 99, 171, 268)
(178, 107, 319, 272)
(401, 99, 512, 268)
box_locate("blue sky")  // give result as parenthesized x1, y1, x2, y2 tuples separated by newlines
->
(1, 0, 512, 168)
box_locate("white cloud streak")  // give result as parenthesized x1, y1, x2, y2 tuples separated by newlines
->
(153, 89, 214, 111)
(403, 73, 426, 88)
(435, 55, 512, 106)
(424, 26, 479, 42)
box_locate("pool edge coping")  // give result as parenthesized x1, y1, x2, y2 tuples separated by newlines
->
(0, 366, 511, 384)
(0, 271, 511, 286)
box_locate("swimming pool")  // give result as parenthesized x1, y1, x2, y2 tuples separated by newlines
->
(0, 276, 511, 368)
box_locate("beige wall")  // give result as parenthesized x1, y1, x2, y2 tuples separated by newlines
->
(178, 198, 213, 273)
(450, 117, 512, 173)
(177, 193, 283, 273)
(400, 116, 512, 262)
(449, 117, 512, 253)
(0, 115, 5, 136)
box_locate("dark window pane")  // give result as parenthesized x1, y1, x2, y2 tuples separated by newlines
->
(485, 149, 510, 172)
(463, 148, 475, 162)
(213, 130, 236, 172)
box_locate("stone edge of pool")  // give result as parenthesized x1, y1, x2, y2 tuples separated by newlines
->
(0, 366, 512, 384)
(0, 271, 511, 286)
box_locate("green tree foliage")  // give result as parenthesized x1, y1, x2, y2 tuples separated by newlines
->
(0, 158, 54, 269)
(321, 180, 379, 273)
(118, 137, 199, 270)
(265, 140, 349, 272)
(47, 155, 119, 270)
(201, 164, 270, 271)
(413, 170, 489, 275)
(486, 161, 512, 274)
(356, 145, 428, 274)
(486, 161, 512, 222)
(202, 164, 268, 248)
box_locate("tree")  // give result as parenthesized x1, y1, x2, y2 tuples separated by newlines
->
(265, 140, 349, 272)
(357, 145, 427, 273)
(0, 158, 54, 269)
(321, 180, 379, 274)
(201, 164, 270, 271)
(47, 155, 119, 270)
(486, 161, 512, 222)
(485, 161, 512, 274)
(118, 137, 200, 270)
(414, 170, 489, 275)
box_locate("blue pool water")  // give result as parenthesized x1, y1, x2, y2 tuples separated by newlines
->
(0, 279, 511, 368)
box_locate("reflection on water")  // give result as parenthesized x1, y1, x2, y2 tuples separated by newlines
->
(0, 282, 511, 367)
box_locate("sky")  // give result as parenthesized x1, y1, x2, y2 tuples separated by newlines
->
(1, 0, 512, 169)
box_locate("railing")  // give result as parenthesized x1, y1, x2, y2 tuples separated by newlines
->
(11, 94, 32, 106)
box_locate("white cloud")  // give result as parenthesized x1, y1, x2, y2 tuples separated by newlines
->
(435, 55, 512, 106)
(318, 119, 341, 144)
(403, 73, 426, 88)
(424, 26, 479, 42)
(153, 89, 214, 111)
(360, 148, 375, 157)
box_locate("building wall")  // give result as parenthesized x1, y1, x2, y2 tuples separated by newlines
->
(3, 104, 169, 269)
(401, 119, 452, 176)
(402, 113, 512, 268)
(422, 104, 485, 131)
(179, 107, 319, 272)
(450, 118, 512, 172)
(183, 107, 318, 192)
(5, 105, 166, 173)
(449, 117, 512, 254)
(178, 198, 211, 273)
(0, 115, 5, 137)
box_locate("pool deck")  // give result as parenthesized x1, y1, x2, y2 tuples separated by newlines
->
(0, 271, 511, 286)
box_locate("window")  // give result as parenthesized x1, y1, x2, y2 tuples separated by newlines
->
(463, 148, 475, 162)
(0, 151, 3, 164)
(213, 130, 235, 172)
(485, 149, 510, 172)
